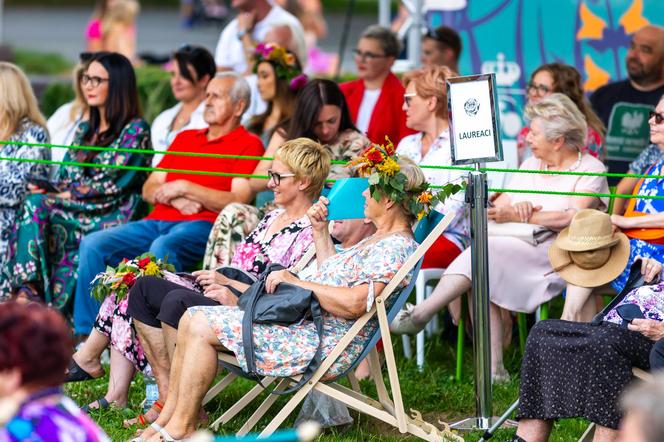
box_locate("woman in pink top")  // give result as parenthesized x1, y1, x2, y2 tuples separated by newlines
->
(391, 94, 609, 382)
(85, 0, 139, 63)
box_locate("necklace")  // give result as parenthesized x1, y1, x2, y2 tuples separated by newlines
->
(543, 151, 582, 172)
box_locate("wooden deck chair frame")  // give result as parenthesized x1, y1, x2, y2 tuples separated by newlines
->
(201, 211, 463, 441)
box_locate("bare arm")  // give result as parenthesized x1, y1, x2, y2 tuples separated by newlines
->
(612, 212, 664, 229)
(307, 196, 337, 265)
(178, 177, 254, 213)
(528, 195, 600, 230)
(612, 176, 639, 215)
(265, 269, 385, 319)
(249, 130, 286, 193)
(142, 171, 167, 204)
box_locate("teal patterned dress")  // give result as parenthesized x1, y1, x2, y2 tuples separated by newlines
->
(4, 118, 152, 310)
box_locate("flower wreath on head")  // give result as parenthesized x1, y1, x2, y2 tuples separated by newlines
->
(347, 137, 465, 220)
(253, 42, 308, 92)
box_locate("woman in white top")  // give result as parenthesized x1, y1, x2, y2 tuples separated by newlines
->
(397, 65, 468, 268)
(47, 56, 91, 178)
(150, 45, 214, 167)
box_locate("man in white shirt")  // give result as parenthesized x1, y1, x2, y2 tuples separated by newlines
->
(214, 0, 305, 74)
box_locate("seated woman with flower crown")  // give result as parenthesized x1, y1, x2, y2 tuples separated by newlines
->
(66, 138, 329, 428)
(136, 149, 444, 441)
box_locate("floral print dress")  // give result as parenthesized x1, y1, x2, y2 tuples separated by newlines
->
(0, 388, 109, 442)
(94, 208, 314, 373)
(4, 118, 151, 310)
(0, 119, 49, 299)
(189, 233, 417, 379)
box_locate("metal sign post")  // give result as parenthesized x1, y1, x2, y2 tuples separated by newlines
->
(446, 73, 503, 431)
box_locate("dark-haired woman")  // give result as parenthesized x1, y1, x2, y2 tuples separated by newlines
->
(150, 45, 215, 167)
(6, 51, 151, 310)
(246, 44, 302, 145)
(204, 79, 371, 267)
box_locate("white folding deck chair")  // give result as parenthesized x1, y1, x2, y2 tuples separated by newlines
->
(201, 211, 463, 441)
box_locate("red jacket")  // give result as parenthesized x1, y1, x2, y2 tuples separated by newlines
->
(340, 72, 415, 146)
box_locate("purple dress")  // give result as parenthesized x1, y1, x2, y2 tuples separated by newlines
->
(0, 388, 109, 442)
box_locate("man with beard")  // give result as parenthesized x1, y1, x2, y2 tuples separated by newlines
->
(590, 25, 664, 173)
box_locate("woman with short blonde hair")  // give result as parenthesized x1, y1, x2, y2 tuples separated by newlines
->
(0, 62, 49, 299)
(274, 137, 332, 200)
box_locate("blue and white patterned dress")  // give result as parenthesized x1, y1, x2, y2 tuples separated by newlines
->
(189, 233, 417, 379)
(0, 119, 49, 299)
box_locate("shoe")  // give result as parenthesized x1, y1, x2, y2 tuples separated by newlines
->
(390, 303, 426, 335)
(65, 359, 105, 383)
(82, 396, 111, 413)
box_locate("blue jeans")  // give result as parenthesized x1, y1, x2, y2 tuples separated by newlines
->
(73, 219, 212, 335)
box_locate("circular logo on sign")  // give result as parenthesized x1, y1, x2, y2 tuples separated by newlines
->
(464, 98, 480, 116)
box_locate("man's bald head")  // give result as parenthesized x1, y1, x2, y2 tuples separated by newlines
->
(627, 25, 664, 89)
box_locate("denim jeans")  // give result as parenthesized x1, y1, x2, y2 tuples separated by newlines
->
(72, 219, 212, 335)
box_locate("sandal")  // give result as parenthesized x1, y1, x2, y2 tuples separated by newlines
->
(82, 396, 111, 414)
(65, 359, 105, 383)
(123, 401, 163, 429)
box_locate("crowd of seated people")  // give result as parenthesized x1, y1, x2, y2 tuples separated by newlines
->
(2, 8, 664, 441)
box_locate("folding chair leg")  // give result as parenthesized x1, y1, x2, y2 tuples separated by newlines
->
(209, 376, 276, 430)
(578, 423, 595, 442)
(237, 378, 291, 436)
(376, 297, 408, 433)
(202, 372, 237, 406)
(517, 313, 527, 354)
(455, 314, 464, 382)
(402, 335, 413, 359)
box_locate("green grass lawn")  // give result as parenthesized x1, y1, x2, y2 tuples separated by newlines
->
(65, 314, 590, 442)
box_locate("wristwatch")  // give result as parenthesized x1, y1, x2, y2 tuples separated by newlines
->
(236, 29, 250, 40)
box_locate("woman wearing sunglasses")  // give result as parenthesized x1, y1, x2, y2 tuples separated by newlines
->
(4, 51, 151, 309)
(518, 63, 606, 164)
(64, 139, 330, 431)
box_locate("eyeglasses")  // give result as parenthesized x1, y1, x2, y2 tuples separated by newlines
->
(81, 74, 109, 88)
(649, 110, 664, 125)
(527, 82, 551, 96)
(267, 169, 296, 185)
(353, 49, 387, 61)
(403, 93, 417, 107)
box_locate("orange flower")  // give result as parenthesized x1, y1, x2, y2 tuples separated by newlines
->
(417, 191, 433, 204)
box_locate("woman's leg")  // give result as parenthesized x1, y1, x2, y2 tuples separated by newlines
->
(72, 328, 109, 377)
(561, 284, 596, 322)
(87, 347, 135, 409)
(489, 302, 508, 380)
(515, 418, 553, 442)
(410, 274, 472, 327)
(134, 320, 171, 401)
(594, 425, 619, 442)
(158, 311, 222, 438)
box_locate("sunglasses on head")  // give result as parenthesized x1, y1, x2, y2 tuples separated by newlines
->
(649, 110, 664, 125)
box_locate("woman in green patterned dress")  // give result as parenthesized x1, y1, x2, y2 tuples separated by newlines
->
(5, 52, 152, 311)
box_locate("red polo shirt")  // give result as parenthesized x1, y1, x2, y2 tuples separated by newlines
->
(146, 126, 263, 223)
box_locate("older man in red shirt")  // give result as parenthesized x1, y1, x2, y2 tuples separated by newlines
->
(73, 72, 264, 336)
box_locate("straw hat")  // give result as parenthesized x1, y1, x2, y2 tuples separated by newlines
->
(548, 209, 629, 288)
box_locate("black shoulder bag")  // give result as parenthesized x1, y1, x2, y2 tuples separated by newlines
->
(222, 263, 324, 394)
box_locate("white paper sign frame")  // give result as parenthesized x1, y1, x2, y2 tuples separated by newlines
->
(447, 73, 503, 165)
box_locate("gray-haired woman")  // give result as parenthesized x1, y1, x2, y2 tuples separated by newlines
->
(392, 93, 610, 381)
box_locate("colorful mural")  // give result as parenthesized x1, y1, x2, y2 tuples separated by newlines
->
(425, 0, 664, 147)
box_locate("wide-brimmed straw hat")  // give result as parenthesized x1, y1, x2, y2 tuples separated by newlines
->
(548, 209, 629, 288)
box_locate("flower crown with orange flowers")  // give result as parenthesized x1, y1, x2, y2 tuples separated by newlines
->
(347, 138, 464, 220)
(253, 43, 307, 90)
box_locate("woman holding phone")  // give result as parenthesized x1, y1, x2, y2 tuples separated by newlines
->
(3, 52, 151, 310)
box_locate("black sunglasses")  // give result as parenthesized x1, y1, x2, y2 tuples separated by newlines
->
(649, 110, 664, 125)
(267, 169, 296, 185)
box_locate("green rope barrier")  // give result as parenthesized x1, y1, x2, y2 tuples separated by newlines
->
(2, 139, 664, 180)
(1, 155, 657, 201)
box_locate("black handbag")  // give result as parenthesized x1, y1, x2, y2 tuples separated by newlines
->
(219, 263, 324, 394)
(591, 260, 646, 325)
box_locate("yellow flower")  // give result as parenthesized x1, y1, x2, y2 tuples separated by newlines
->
(284, 53, 295, 65)
(376, 157, 400, 176)
(143, 262, 161, 276)
(417, 210, 426, 220)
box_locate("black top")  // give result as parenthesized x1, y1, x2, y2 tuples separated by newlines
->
(590, 79, 664, 126)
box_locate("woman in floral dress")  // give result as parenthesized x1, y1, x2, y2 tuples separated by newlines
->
(0, 62, 50, 299)
(5, 52, 151, 308)
(66, 139, 330, 427)
(203, 79, 372, 267)
(139, 154, 430, 441)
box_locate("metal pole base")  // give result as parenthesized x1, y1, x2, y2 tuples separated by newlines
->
(450, 416, 517, 432)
